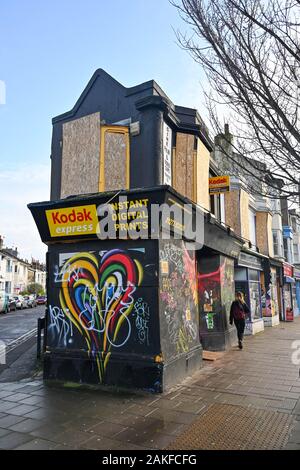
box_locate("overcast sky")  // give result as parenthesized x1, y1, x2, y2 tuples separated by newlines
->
(0, 0, 206, 261)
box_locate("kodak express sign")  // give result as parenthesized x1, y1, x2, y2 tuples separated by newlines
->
(46, 205, 98, 238)
(209, 175, 230, 195)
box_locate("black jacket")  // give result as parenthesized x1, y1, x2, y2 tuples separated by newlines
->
(230, 300, 250, 324)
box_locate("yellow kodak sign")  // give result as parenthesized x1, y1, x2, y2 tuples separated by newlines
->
(46, 205, 98, 238)
(209, 175, 230, 195)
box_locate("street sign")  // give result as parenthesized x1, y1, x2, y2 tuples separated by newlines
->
(209, 175, 230, 195)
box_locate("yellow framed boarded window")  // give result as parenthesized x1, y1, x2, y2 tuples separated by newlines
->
(99, 126, 130, 192)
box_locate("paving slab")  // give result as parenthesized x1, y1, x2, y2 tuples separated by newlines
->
(0, 318, 299, 449)
(166, 404, 294, 450)
(0, 431, 33, 450)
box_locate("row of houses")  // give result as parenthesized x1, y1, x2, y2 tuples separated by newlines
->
(212, 125, 300, 333)
(29, 69, 300, 390)
(0, 236, 46, 296)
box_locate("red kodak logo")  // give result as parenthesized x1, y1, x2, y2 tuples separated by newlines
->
(52, 208, 93, 225)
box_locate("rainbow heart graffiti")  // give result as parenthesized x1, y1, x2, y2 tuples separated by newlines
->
(59, 249, 144, 382)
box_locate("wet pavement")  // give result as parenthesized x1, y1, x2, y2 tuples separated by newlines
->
(0, 318, 299, 450)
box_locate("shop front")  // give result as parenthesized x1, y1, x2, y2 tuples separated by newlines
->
(197, 208, 244, 352)
(283, 262, 294, 322)
(234, 251, 265, 336)
(261, 259, 281, 327)
(198, 252, 237, 351)
(292, 267, 300, 317)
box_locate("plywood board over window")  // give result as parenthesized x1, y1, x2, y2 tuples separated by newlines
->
(100, 126, 130, 192)
(173, 133, 197, 202)
(61, 113, 101, 199)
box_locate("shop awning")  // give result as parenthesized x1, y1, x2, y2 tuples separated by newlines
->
(269, 258, 283, 268)
(284, 276, 295, 283)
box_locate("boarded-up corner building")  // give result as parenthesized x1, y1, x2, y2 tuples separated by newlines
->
(29, 70, 245, 393)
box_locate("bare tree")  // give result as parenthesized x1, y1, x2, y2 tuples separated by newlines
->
(172, 0, 300, 201)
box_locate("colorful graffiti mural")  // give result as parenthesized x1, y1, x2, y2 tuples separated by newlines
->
(198, 258, 221, 332)
(220, 256, 235, 323)
(198, 255, 235, 334)
(159, 241, 199, 360)
(49, 249, 146, 382)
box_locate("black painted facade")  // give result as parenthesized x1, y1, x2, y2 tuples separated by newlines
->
(50, 69, 212, 201)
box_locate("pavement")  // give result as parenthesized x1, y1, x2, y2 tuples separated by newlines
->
(0, 317, 299, 450)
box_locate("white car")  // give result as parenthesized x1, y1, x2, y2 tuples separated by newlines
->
(14, 295, 26, 310)
(24, 295, 37, 308)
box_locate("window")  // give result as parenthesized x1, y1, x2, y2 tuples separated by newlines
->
(61, 113, 101, 198)
(293, 243, 299, 263)
(173, 133, 197, 202)
(220, 194, 225, 223)
(210, 194, 222, 220)
(15, 265, 18, 273)
(249, 280, 262, 319)
(6, 260, 12, 273)
(273, 232, 279, 257)
(248, 269, 260, 282)
(5, 281, 11, 294)
(100, 126, 130, 192)
(249, 209, 257, 247)
(234, 268, 247, 282)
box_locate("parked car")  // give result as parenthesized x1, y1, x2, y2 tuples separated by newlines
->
(8, 298, 17, 312)
(0, 291, 9, 314)
(14, 295, 26, 310)
(24, 295, 37, 308)
(30, 295, 37, 308)
(36, 295, 47, 305)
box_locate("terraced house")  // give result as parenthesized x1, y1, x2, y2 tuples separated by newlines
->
(0, 236, 46, 296)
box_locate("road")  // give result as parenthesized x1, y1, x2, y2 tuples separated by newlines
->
(0, 305, 45, 347)
(0, 305, 46, 381)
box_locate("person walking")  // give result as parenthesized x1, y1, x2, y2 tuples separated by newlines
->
(230, 292, 250, 350)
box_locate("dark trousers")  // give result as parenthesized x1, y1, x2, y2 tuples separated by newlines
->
(234, 318, 246, 342)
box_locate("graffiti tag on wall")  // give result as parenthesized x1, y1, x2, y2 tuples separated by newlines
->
(48, 305, 74, 348)
(133, 298, 150, 346)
